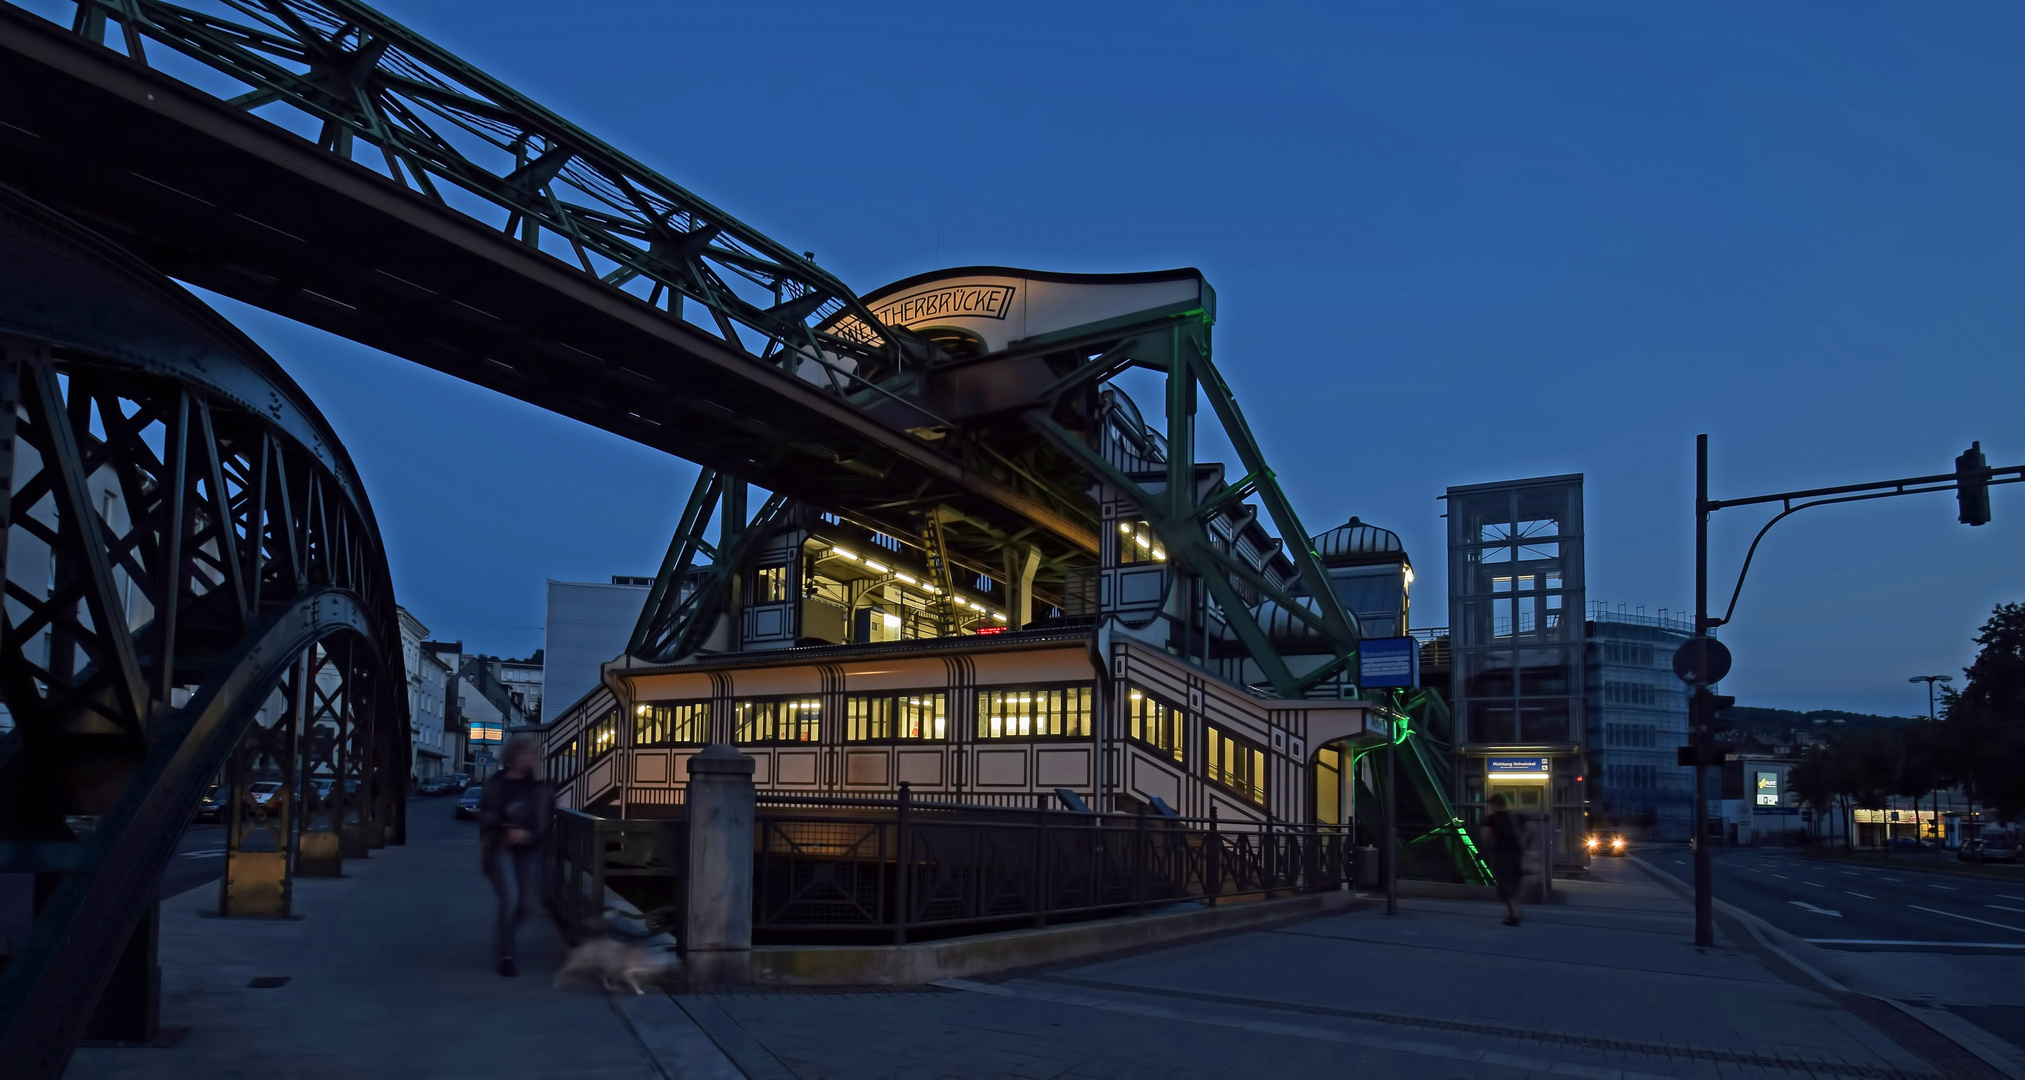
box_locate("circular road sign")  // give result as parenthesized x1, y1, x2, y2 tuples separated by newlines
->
(1672, 636, 1732, 685)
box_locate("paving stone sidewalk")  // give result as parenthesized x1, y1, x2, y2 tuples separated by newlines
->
(65, 804, 1952, 1079)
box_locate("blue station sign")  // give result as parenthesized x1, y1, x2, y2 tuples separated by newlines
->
(1358, 637, 1419, 688)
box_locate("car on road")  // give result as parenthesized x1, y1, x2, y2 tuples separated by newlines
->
(417, 775, 457, 796)
(1585, 832, 1628, 857)
(1884, 836, 1933, 851)
(247, 780, 285, 811)
(455, 786, 483, 820)
(193, 785, 228, 823)
(1961, 838, 2020, 863)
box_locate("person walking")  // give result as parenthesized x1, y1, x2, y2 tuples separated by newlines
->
(1482, 791, 1526, 926)
(479, 734, 552, 976)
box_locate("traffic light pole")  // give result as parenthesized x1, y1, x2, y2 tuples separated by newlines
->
(1693, 436, 1715, 947)
(1687, 436, 2019, 949)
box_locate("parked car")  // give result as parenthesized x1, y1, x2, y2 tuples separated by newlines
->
(455, 786, 483, 820)
(193, 785, 228, 823)
(417, 775, 456, 796)
(1884, 836, 1933, 851)
(1961, 838, 2021, 863)
(443, 773, 472, 793)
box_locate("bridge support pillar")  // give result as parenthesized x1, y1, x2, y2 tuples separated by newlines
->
(684, 744, 755, 986)
(79, 898, 158, 1046)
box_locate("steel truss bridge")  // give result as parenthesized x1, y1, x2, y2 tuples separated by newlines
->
(0, 1, 1475, 1073)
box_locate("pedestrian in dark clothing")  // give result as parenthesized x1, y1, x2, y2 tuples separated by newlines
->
(1482, 791, 1526, 926)
(479, 734, 552, 976)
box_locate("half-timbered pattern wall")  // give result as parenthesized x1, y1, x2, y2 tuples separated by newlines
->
(544, 632, 1382, 827)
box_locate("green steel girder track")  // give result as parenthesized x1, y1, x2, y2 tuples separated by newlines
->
(1019, 314, 1363, 699)
(0, 1, 1100, 571)
(1355, 689, 1494, 887)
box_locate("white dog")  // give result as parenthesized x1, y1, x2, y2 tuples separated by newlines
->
(553, 934, 681, 994)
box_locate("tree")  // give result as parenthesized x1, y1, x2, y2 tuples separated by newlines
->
(1895, 721, 1945, 859)
(1935, 604, 2025, 835)
(1789, 747, 1837, 845)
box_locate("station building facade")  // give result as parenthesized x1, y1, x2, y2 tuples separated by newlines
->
(540, 499, 1408, 832)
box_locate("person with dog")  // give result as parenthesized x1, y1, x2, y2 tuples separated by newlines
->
(479, 734, 552, 977)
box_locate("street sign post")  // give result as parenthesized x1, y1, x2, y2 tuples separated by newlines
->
(1672, 637, 1732, 685)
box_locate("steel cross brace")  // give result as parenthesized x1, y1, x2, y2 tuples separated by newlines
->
(51, 0, 919, 379)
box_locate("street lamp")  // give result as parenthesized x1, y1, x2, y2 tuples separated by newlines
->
(1908, 674, 1953, 722)
(1908, 675, 1954, 855)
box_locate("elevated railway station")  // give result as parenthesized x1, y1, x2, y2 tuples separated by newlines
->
(0, 1, 1481, 1073)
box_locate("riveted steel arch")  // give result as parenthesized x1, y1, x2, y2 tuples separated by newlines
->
(0, 186, 407, 1078)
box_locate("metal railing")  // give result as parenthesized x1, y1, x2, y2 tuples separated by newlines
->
(546, 809, 686, 943)
(751, 788, 1350, 944)
(549, 790, 1352, 948)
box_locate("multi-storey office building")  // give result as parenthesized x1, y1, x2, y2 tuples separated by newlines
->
(1584, 606, 1693, 841)
(1445, 474, 1588, 872)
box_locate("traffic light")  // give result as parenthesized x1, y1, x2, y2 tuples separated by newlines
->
(1688, 689, 1735, 731)
(1958, 442, 1992, 526)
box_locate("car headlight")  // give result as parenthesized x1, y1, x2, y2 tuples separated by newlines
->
(1584, 837, 1598, 849)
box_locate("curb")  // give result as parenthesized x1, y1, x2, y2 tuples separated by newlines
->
(1627, 854, 2024, 1080)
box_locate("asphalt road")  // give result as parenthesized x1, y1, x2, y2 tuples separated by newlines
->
(161, 822, 227, 899)
(1640, 844, 2025, 953)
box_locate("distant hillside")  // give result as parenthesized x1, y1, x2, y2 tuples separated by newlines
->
(1723, 705, 1919, 735)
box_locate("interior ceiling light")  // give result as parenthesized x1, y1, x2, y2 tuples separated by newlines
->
(831, 547, 857, 560)
(864, 559, 889, 573)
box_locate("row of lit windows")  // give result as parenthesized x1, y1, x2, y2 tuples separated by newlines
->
(977, 686, 1092, 739)
(734, 698, 822, 744)
(593, 685, 1273, 807)
(847, 693, 947, 741)
(1128, 687, 1182, 762)
(1117, 520, 1167, 564)
(614, 685, 1094, 745)
(1206, 724, 1268, 807)
(636, 701, 710, 746)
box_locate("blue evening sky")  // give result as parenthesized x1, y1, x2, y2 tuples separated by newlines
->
(178, 2, 2020, 715)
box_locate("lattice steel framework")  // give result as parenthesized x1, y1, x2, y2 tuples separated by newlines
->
(57, 0, 916, 379)
(0, 187, 405, 1078)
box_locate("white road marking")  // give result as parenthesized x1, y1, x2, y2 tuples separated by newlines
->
(1772, 874, 1790, 880)
(1928, 884, 1960, 892)
(1789, 901, 1842, 917)
(1909, 904, 2025, 935)
(180, 849, 226, 859)
(1879, 877, 1901, 882)
(1846, 892, 1876, 900)
(1803, 882, 1824, 889)
(2000, 895, 2025, 903)
(1840, 870, 1859, 876)
(1808, 938, 2025, 949)
(1988, 905, 2025, 915)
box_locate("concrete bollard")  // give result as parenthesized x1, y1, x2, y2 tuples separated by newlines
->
(684, 743, 755, 986)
